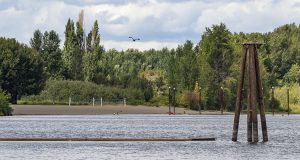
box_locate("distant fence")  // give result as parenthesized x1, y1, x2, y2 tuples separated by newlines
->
(68, 97, 126, 107)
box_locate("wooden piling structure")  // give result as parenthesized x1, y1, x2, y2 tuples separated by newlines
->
(232, 43, 268, 143)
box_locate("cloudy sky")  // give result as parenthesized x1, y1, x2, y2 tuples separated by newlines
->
(1, 0, 300, 50)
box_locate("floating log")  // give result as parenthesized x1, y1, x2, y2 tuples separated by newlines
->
(0, 137, 215, 142)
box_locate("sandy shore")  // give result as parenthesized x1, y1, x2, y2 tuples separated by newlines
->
(11, 104, 229, 115)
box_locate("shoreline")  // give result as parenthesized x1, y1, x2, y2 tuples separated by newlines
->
(11, 104, 233, 115)
(10, 105, 294, 115)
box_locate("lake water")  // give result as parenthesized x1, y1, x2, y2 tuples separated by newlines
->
(0, 115, 299, 160)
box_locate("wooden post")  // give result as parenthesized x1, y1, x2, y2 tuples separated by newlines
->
(232, 45, 247, 142)
(271, 87, 274, 116)
(173, 88, 176, 115)
(287, 88, 290, 115)
(68, 97, 71, 106)
(254, 45, 268, 142)
(249, 44, 258, 143)
(199, 87, 202, 115)
(169, 87, 171, 115)
(247, 47, 253, 142)
(220, 87, 224, 115)
(232, 43, 268, 142)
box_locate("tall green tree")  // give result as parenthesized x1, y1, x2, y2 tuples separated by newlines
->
(0, 37, 45, 104)
(165, 49, 179, 89)
(42, 31, 63, 79)
(83, 20, 102, 82)
(201, 23, 233, 84)
(63, 18, 83, 80)
(30, 30, 63, 79)
(30, 30, 43, 53)
(268, 24, 300, 80)
(179, 40, 199, 90)
(77, 10, 85, 52)
(200, 23, 234, 108)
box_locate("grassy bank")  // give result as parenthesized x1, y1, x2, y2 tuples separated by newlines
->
(274, 83, 300, 114)
(19, 80, 147, 105)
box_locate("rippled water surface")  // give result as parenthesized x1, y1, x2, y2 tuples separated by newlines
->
(0, 115, 299, 160)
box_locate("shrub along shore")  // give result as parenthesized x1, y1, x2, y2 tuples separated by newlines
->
(18, 80, 300, 114)
(0, 91, 12, 116)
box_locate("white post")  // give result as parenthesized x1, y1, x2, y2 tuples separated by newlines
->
(92, 97, 95, 107)
(100, 97, 103, 107)
(124, 98, 126, 107)
(69, 97, 71, 106)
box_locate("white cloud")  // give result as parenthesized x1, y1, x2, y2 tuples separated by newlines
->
(1, 0, 300, 50)
(103, 40, 179, 51)
(195, 0, 300, 33)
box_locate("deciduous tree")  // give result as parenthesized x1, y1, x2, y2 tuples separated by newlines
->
(0, 37, 45, 104)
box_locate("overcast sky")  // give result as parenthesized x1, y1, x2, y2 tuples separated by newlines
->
(1, 0, 300, 50)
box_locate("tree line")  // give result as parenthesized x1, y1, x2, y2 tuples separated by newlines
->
(1, 12, 300, 112)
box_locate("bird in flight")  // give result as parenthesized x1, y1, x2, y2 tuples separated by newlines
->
(129, 36, 140, 42)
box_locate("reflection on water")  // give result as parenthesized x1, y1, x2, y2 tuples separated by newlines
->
(0, 115, 299, 160)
